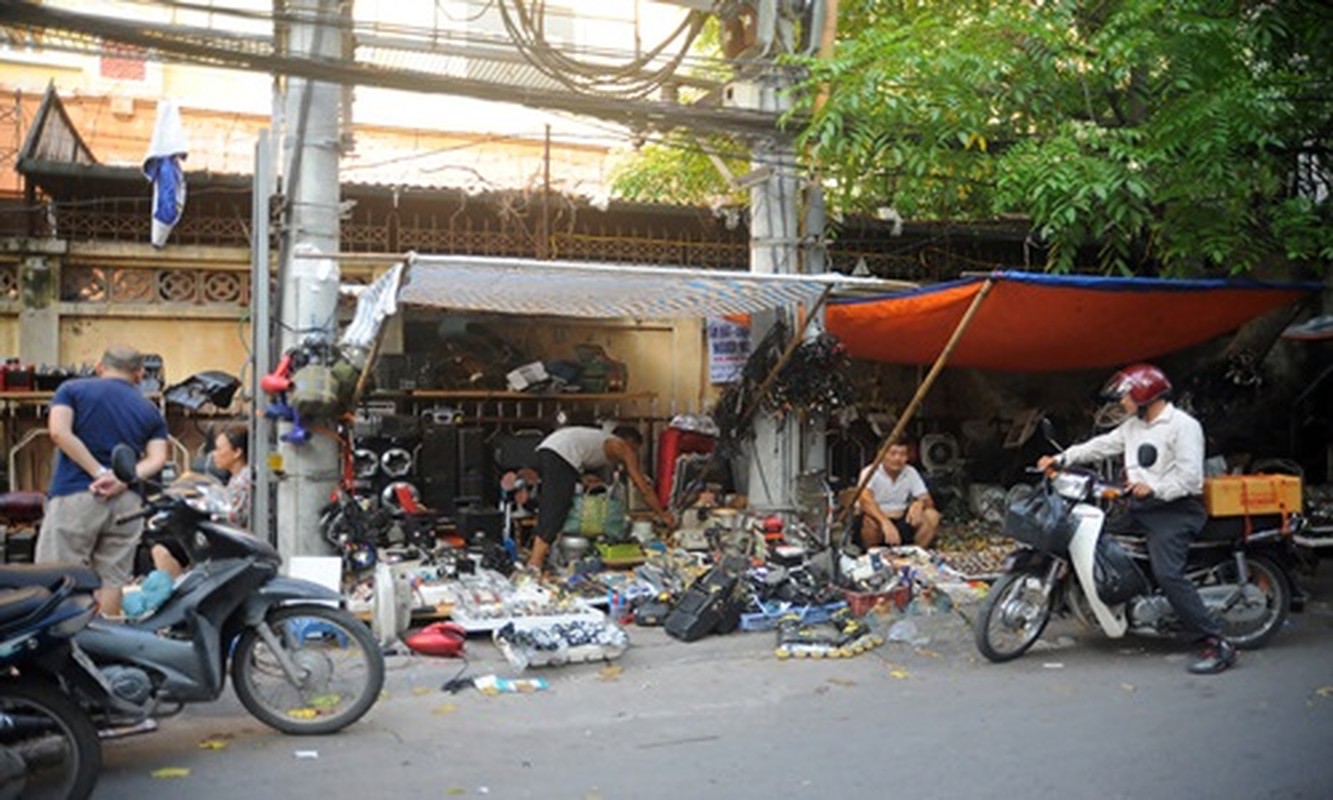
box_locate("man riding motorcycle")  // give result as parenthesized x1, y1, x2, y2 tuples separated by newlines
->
(1037, 363, 1237, 675)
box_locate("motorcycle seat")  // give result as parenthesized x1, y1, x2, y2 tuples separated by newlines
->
(0, 585, 51, 627)
(0, 563, 101, 593)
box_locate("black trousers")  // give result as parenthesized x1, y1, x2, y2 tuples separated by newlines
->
(1130, 496, 1219, 641)
(536, 450, 579, 544)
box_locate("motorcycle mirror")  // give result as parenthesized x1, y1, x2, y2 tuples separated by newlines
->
(110, 444, 138, 484)
(1034, 416, 1066, 453)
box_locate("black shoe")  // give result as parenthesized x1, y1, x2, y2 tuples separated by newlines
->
(1188, 636, 1237, 675)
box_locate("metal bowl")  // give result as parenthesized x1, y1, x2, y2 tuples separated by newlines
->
(559, 535, 592, 562)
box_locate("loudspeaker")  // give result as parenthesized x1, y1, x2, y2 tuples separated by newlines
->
(457, 427, 494, 505)
(493, 430, 545, 470)
(379, 414, 423, 441)
(419, 476, 456, 516)
(457, 506, 504, 547)
(418, 426, 460, 488)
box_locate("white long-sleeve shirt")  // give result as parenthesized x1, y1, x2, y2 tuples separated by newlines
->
(1059, 403, 1205, 502)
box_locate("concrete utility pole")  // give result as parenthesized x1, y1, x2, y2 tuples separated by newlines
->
(275, 0, 343, 558)
(799, 0, 840, 480)
(743, 1, 804, 513)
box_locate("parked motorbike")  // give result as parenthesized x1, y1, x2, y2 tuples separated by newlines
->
(0, 573, 102, 799)
(40, 444, 385, 737)
(976, 459, 1303, 663)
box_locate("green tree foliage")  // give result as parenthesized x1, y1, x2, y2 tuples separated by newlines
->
(609, 132, 747, 207)
(610, 16, 746, 207)
(797, 0, 1333, 275)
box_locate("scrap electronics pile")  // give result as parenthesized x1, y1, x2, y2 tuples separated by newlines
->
(384, 502, 988, 668)
(616, 512, 984, 659)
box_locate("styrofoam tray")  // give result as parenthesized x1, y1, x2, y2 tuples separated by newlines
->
(495, 637, 627, 670)
(452, 606, 604, 634)
(492, 612, 626, 669)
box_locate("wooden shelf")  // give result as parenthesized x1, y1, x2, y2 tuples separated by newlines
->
(0, 391, 58, 401)
(370, 390, 654, 402)
(0, 391, 163, 402)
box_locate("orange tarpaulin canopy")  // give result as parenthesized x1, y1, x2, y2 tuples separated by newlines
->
(826, 272, 1317, 372)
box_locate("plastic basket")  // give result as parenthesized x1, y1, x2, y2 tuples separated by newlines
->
(740, 600, 847, 632)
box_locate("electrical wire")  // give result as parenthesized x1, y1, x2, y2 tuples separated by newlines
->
(496, 0, 705, 100)
(435, 0, 496, 25)
(97, 0, 735, 74)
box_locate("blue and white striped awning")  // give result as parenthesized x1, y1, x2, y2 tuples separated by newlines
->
(394, 253, 906, 319)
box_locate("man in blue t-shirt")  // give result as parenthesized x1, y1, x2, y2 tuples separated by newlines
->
(36, 345, 168, 617)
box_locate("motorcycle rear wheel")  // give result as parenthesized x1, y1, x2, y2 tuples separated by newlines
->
(1214, 555, 1289, 650)
(975, 570, 1055, 663)
(231, 604, 385, 735)
(0, 678, 101, 800)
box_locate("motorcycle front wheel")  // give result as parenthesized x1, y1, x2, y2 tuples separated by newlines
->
(231, 604, 385, 735)
(1213, 555, 1290, 650)
(975, 569, 1055, 663)
(0, 678, 101, 800)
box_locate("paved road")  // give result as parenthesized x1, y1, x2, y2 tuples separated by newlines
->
(92, 567, 1333, 800)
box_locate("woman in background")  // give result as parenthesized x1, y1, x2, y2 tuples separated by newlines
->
(211, 424, 251, 528)
(150, 424, 251, 578)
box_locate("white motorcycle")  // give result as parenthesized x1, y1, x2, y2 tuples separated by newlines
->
(975, 462, 1302, 663)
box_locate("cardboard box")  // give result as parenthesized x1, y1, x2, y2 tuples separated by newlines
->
(1203, 475, 1302, 517)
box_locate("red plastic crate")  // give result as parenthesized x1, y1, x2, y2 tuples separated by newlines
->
(840, 587, 907, 617)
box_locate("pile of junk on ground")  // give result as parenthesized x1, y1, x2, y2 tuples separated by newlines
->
(322, 328, 1012, 671)
(341, 493, 1000, 670)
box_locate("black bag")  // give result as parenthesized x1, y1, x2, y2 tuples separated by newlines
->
(1093, 534, 1149, 605)
(1003, 482, 1074, 554)
(664, 555, 747, 642)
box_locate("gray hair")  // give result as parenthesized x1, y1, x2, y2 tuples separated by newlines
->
(100, 345, 144, 373)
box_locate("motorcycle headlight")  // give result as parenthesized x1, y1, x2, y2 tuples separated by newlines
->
(166, 474, 231, 517)
(1052, 472, 1092, 501)
(180, 483, 234, 517)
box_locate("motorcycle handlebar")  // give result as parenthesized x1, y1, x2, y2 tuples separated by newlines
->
(114, 506, 155, 525)
(1042, 465, 1127, 502)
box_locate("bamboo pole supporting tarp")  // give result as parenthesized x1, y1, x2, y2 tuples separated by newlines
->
(833, 275, 998, 540)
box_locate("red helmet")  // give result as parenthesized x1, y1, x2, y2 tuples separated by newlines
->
(1102, 363, 1172, 406)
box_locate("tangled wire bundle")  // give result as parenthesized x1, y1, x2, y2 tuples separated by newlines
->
(712, 325, 855, 456)
(712, 322, 785, 456)
(767, 333, 855, 419)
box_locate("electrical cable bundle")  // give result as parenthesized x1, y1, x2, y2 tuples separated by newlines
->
(496, 0, 706, 99)
(766, 332, 855, 419)
(712, 319, 789, 457)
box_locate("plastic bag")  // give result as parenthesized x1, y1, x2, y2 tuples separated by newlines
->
(562, 487, 628, 538)
(1093, 534, 1149, 605)
(1003, 481, 1074, 554)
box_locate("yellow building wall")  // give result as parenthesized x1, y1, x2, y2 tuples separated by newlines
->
(0, 317, 18, 357)
(510, 318, 710, 418)
(58, 317, 251, 388)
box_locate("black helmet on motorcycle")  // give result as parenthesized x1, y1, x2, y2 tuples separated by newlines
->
(1101, 363, 1172, 406)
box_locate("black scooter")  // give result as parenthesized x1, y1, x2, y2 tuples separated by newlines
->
(0, 573, 102, 799)
(20, 444, 385, 737)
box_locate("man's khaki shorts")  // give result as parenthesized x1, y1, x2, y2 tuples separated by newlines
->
(35, 491, 144, 588)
